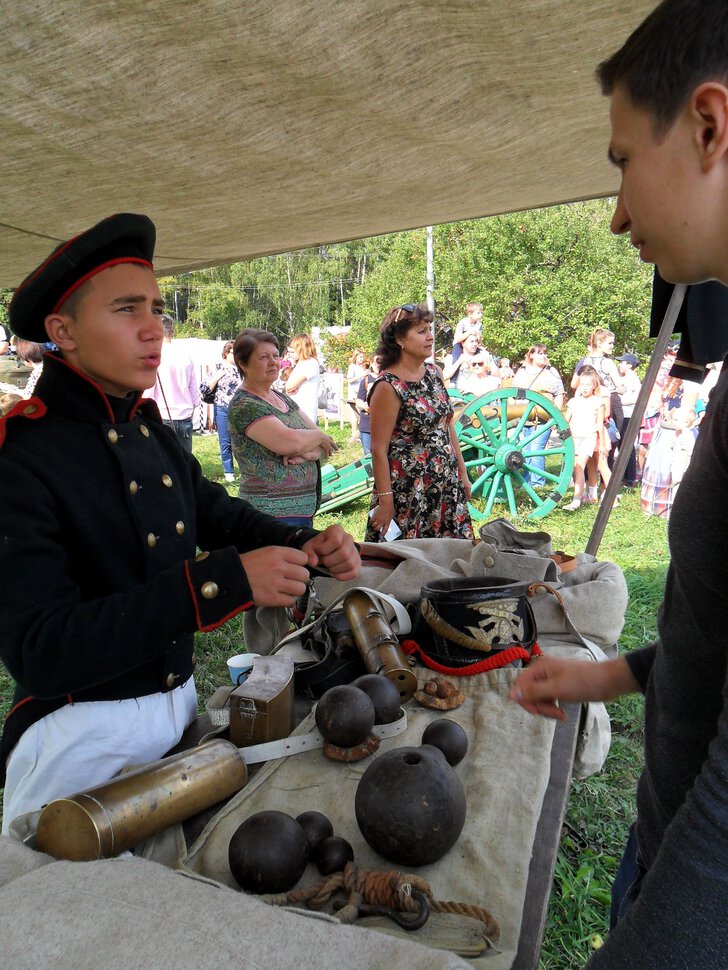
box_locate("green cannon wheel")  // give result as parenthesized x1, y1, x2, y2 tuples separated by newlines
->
(455, 386, 574, 521)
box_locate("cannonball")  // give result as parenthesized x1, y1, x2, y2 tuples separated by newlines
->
(355, 745, 466, 866)
(421, 718, 469, 766)
(228, 810, 309, 894)
(351, 674, 402, 724)
(296, 810, 334, 854)
(315, 835, 355, 875)
(315, 685, 375, 748)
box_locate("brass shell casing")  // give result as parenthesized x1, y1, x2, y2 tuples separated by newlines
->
(36, 739, 248, 861)
(343, 590, 417, 701)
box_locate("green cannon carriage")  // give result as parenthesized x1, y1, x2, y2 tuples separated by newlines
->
(320, 386, 574, 521)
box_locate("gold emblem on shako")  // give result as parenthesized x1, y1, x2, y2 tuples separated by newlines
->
(465, 597, 524, 647)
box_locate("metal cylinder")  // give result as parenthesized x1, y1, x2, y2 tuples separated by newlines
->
(36, 738, 248, 861)
(343, 590, 417, 701)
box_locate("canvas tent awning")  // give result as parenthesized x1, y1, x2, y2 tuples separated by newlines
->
(2, 0, 654, 287)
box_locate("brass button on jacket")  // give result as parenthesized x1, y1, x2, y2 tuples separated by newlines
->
(162, 474, 173, 488)
(166, 673, 176, 688)
(139, 424, 150, 438)
(147, 533, 158, 548)
(201, 581, 219, 600)
(129, 481, 139, 496)
(176, 521, 185, 535)
(23, 403, 38, 416)
(195, 551, 210, 561)
(107, 429, 119, 444)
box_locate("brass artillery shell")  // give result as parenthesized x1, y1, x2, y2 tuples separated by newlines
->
(343, 590, 417, 701)
(36, 738, 248, 861)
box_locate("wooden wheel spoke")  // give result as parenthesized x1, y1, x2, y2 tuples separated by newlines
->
(509, 405, 538, 441)
(520, 461, 562, 484)
(503, 473, 518, 516)
(470, 464, 498, 493)
(483, 471, 503, 517)
(519, 477, 546, 507)
(459, 432, 497, 455)
(519, 418, 556, 448)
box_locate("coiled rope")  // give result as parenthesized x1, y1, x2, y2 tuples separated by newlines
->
(261, 860, 500, 942)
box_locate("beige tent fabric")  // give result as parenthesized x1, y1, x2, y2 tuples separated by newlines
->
(2, 0, 654, 287)
(0, 836, 472, 970)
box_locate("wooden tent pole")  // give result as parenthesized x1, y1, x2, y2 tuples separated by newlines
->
(585, 283, 687, 557)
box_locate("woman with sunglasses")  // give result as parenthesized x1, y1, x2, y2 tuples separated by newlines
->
(365, 303, 473, 541)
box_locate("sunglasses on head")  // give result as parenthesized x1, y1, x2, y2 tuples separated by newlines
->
(393, 303, 417, 323)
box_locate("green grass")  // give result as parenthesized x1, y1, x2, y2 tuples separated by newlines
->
(0, 429, 665, 969)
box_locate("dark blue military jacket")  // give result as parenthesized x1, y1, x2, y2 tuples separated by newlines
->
(0, 353, 316, 777)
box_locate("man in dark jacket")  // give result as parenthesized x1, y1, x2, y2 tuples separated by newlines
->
(511, 2, 728, 967)
(0, 213, 359, 832)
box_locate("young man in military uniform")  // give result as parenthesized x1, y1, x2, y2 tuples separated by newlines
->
(511, 2, 728, 967)
(0, 213, 360, 833)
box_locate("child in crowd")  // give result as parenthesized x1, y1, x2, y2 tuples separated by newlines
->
(451, 301, 483, 361)
(498, 357, 514, 385)
(563, 365, 611, 509)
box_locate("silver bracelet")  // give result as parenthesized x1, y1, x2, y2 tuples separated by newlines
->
(378, 490, 393, 496)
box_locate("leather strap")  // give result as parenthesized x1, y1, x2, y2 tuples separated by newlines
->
(240, 711, 408, 765)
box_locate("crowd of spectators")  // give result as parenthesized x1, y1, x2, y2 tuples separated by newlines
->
(2, 298, 720, 525)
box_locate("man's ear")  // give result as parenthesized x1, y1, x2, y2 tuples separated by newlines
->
(44, 312, 77, 350)
(691, 82, 728, 172)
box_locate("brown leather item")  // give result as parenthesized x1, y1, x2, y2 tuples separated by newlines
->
(548, 552, 578, 573)
(229, 654, 295, 748)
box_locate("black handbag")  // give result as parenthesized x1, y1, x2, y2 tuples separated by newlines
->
(200, 382, 216, 405)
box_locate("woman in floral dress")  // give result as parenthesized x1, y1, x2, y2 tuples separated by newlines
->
(366, 303, 473, 542)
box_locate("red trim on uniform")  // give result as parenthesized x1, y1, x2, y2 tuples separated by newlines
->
(51, 354, 117, 423)
(6, 694, 37, 721)
(184, 560, 253, 633)
(198, 603, 253, 634)
(51, 257, 153, 312)
(0, 396, 48, 449)
(10, 234, 82, 299)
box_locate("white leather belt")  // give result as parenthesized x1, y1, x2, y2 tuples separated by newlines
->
(240, 710, 408, 765)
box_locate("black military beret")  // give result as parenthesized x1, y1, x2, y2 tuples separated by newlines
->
(9, 213, 156, 341)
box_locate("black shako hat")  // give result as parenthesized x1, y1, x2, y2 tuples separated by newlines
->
(9, 213, 156, 341)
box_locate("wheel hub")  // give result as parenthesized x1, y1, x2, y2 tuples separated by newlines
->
(494, 444, 525, 473)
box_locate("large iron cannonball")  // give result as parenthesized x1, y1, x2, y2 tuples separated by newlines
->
(351, 674, 402, 724)
(355, 745, 466, 866)
(421, 718, 469, 766)
(228, 810, 309, 893)
(315, 685, 375, 747)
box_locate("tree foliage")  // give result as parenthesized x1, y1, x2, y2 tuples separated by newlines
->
(155, 199, 654, 379)
(345, 200, 654, 377)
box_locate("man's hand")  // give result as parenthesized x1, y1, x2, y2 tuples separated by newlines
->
(302, 525, 360, 580)
(509, 655, 638, 720)
(239, 547, 311, 607)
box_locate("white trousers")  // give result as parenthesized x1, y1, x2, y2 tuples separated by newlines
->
(2, 678, 197, 835)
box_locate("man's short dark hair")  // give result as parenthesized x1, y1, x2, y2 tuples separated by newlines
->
(161, 315, 176, 337)
(597, 0, 728, 133)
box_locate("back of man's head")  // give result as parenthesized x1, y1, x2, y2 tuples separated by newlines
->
(162, 315, 175, 340)
(597, 0, 728, 133)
